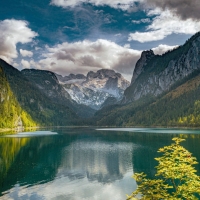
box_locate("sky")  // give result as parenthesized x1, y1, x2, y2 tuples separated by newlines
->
(0, 0, 200, 81)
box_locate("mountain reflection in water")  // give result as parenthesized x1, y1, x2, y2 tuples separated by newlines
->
(0, 127, 200, 200)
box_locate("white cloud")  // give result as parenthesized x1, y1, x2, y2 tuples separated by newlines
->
(131, 20, 141, 24)
(124, 44, 130, 48)
(128, 30, 166, 42)
(21, 59, 31, 69)
(37, 39, 141, 80)
(35, 47, 42, 51)
(13, 62, 19, 67)
(152, 44, 179, 55)
(3, 171, 136, 200)
(0, 19, 37, 63)
(145, 0, 200, 20)
(30, 59, 42, 69)
(132, 18, 151, 24)
(50, 0, 142, 10)
(128, 9, 200, 42)
(20, 49, 33, 57)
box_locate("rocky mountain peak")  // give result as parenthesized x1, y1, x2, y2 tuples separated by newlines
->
(123, 32, 200, 104)
(21, 69, 67, 99)
(58, 69, 130, 110)
(55, 73, 86, 83)
(22, 69, 59, 84)
(67, 73, 86, 80)
(131, 49, 155, 84)
(142, 49, 155, 59)
(87, 69, 121, 80)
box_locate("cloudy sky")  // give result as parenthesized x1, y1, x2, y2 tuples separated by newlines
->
(1, 0, 200, 80)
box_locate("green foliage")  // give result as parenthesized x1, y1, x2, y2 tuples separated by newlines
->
(0, 66, 37, 128)
(177, 100, 200, 126)
(21, 111, 37, 127)
(127, 138, 200, 200)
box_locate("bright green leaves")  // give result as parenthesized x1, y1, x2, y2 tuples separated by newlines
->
(127, 137, 200, 200)
(127, 173, 171, 200)
(171, 137, 185, 144)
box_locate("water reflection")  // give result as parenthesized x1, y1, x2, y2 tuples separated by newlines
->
(57, 140, 135, 183)
(0, 128, 200, 199)
(0, 137, 30, 189)
(0, 128, 136, 199)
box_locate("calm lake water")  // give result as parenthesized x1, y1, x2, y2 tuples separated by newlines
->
(0, 127, 200, 200)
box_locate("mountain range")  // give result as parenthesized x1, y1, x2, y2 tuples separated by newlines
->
(0, 61, 129, 128)
(56, 69, 129, 109)
(1, 32, 200, 128)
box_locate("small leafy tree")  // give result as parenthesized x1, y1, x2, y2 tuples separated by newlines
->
(127, 138, 200, 200)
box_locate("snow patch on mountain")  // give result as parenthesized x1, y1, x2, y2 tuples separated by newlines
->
(56, 69, 130, 109)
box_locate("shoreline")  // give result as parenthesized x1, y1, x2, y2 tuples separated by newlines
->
(1, 125, 200, 133)
(0, 126, 40, 134)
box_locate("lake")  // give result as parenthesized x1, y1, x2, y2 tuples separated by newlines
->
(0, 127, 200, 200)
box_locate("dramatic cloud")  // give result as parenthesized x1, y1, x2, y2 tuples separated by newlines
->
(21, 59, 31, 69)
(152, 44, 179, 55)
(128, 10, 200, 42)
(50, 0, 141, 10)
(50, 0, 200, 21)
(38, 39, 141, 80)
(146, 0, 200, 20)
(20, 49, 33, 57)
(0, 19, 37, 63)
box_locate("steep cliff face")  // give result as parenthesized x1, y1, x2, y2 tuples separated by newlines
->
(57, 69, 130, 110)
(123, 32, 200, 103)
(130, 50, 155, 85)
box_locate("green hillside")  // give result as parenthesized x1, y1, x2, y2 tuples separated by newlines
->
(0, 59, 79, 127)
(0, 66, 36, 128)
(94, 71, 200, 127)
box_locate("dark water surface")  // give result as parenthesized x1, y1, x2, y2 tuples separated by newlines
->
(0, 127, 200, 200)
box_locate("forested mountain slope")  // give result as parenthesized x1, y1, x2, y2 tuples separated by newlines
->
(94, 32, 200, 127)
(95, 71, 200, 126)
(0, 66, 36, 128)
(0, 59, 78, 127)
(21, 69, 95, 118)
